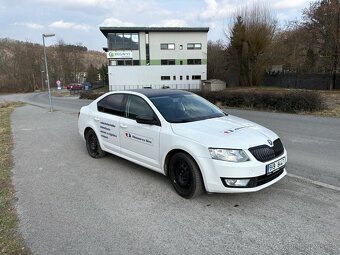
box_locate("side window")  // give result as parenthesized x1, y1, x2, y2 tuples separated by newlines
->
(97, 94, 124, 116)
(125, 95, 155, 119)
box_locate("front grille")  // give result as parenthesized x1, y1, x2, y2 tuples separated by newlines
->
(248, 168, 284, 187)
(248, 138, 284, 162)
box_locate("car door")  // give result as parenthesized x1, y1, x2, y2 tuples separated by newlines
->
(119, 94, 161, 169)
(95, 93, 124, 154)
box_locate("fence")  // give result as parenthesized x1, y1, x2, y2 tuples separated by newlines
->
(109, 83, 202, 91)
(262, 73, 340, 90)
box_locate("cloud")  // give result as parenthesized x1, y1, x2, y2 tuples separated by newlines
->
(13, 22, 44, 29)
(100, 18, 136, 27)
(199, 0, 236, 21)
(36, 0, 117, 9)
(135, 1, 172, 16)
(49, 20, 91, 31)
(150, 19, 188, 27)
(273, 0, 309, 10)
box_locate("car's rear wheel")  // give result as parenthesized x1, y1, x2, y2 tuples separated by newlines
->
(85, 129, 106, 158)
(169, 152, 204, 199)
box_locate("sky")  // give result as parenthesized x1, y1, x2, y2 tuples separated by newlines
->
(0, 0, 313, 51)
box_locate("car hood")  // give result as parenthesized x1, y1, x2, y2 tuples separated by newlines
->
(170, 115, 278, 149)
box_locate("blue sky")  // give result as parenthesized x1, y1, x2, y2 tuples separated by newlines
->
(0, 0, 312, 51)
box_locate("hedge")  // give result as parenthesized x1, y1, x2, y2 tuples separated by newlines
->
(196, 90, 325, 113)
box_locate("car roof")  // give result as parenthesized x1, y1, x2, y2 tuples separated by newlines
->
(128, 89, 192, 98)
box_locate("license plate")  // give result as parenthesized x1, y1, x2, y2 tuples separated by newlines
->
(266, 157, 286, 175)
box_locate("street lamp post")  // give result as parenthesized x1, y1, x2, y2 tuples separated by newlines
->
(42, 33, 55, 112)
(41, 70, 45, 90)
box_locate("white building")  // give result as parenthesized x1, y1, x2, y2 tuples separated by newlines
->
(100, 27, 209, 91)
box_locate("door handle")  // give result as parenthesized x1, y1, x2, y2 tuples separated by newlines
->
(120, 124, 127, 129)
(94, 117, 100, 122)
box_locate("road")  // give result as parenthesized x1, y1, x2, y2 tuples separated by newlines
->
(2, 92, 340, 188)
(10, 104, 340, 254)
(1, 92, 340, 254)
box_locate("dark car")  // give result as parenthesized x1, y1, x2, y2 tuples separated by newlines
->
(66, 83, 82, 90)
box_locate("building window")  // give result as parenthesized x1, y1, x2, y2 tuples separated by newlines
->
(173, 76, 176, 80)
(161, 59, 175, 65)
(187, 43, 202, 50)
(180, 76, 183, 80)
(186, 75, 189, 80)
(187, 59, 202, 65)
(108, 33, 139, 50)
(192, 75, 201, 80)
(180, 60, 183, 65)
(180, 45, 183, 50)
(161, 76, 171, 80)
(146, 32, 150, 65)
(160, 43, 175, 50)
(114, 60, 140, 66)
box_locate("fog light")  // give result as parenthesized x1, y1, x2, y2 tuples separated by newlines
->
(224, 178, 250, 187)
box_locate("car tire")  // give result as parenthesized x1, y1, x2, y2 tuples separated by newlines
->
(169, 152, 204, 199)
(85, 129, 106, 158)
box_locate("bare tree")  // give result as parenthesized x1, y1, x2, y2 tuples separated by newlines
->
(0, 38, 106, 93)
(303, 0, 340, 90)
(226, 3, 276, 86)
(207, 40, 227, 80)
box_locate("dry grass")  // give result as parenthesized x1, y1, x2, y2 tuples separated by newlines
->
(0, 101, 31, 254)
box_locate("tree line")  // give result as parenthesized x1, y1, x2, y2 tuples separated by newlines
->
(0, 39, 107, 93)
(208, 0, 340, 90)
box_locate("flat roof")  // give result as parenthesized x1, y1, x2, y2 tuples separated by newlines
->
(100, 27, 209, 37)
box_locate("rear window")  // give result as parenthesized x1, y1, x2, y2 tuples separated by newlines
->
(97, 94, 124, 116)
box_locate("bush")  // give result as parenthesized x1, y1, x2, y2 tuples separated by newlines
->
(196, 90, 325, 113)
(79, 92, 104, 100)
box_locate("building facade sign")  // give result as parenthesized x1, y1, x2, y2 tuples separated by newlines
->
(107, 51, 132, 59)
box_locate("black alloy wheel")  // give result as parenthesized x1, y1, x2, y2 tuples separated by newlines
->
(85, 129, 106, 158)
(169, 152, 204, 199)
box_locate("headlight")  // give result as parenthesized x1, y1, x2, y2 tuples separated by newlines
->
(208, 148, 249, 162)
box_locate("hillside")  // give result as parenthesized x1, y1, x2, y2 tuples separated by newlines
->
(0, 38, 107, 92)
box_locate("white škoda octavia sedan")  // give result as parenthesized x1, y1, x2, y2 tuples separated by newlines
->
(78, 89, 287, 198)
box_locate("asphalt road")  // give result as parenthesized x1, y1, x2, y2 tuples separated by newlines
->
(225, 109, 340, 188)
(10, 104, 340, 254)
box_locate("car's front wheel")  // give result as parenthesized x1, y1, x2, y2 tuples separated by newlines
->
(85, 129, 106, 158)
(169, 152, 204, 199)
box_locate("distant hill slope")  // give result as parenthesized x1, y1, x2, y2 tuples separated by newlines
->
(0, 38, 107, 92)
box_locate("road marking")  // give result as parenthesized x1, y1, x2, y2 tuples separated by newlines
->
(287, 173, 340, 192)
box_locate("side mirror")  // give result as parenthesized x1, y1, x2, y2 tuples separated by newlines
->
(136, 114, 160, 126)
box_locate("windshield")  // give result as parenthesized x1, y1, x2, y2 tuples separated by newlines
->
(150, 93, 225, 123)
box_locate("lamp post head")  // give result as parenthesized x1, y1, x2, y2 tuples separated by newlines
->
(43, 33, 55, 38)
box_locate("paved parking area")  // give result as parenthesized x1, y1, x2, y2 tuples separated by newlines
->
(11, 105, 340, 254)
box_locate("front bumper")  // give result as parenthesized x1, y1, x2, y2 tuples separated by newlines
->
(197, 150, 287, 193)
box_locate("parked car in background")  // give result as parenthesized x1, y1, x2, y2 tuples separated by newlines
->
(78, 89, 287, 198)
(66, 83, 82, 90)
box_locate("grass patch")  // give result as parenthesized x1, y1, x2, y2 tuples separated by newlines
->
(51, 90, 73, 97)
(92, 86, 109, 93)
(0, 101, 30, 254)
